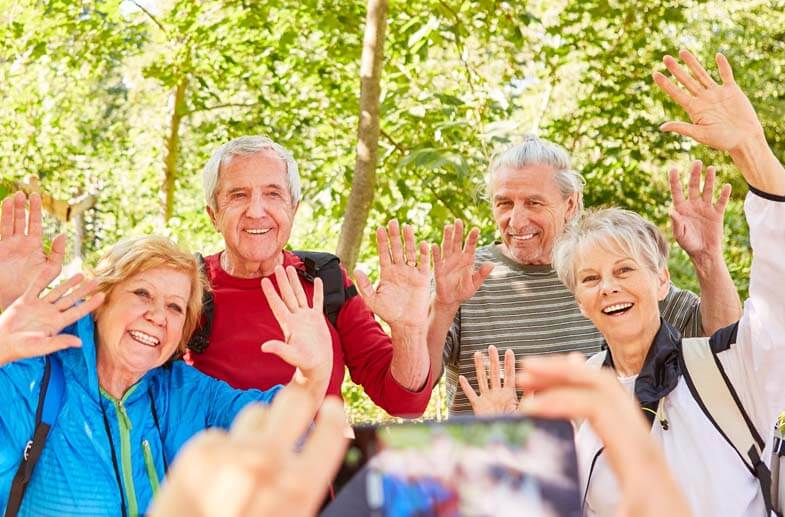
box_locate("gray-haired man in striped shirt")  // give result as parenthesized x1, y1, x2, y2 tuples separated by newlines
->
(426, 137, 743, 415)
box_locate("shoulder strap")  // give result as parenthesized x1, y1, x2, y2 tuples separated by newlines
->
(680, 336, 777, 514)
(293, 251, 357, 328)
(5, 355, 65, 517)
(187, 253, 214, 354)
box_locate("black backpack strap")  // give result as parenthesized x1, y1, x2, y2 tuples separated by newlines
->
(6, 355, 64, 517)
(187, 253, 215, 354)
(293, 251, 357, 328)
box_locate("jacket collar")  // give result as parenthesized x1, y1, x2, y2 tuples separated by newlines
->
(602, 319, 682, 406)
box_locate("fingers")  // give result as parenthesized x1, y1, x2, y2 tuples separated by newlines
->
(652, 71, 691, 108)
(387, 220, 403, 265)
(668, 168, 686, 209)
(59, 291, 105, 329)
(431, 243, 442, 273)
(678, 49, 717, 89)
(458, 375, 480, 407)
(298, 396, 349, 494)
(311, 277, 324, 312)
(20, 332, 83, 358)
(440, 222, 454, 259)
(417, 241, 429, 274)
(261, 339, 302, 367)
(42, 273, 84, 304)
(659, 121, 704, 141)
(463, 227, 480, 256)
(402, 224, 417, 265)
(473, 350, 489, 395)
(0, 194, 13, 239)
(272, 266, 299, 311)
(473, 262, 495, 289)
(516, 354, 593, 392)
(687, 160, 702, 200)
(376, 226, 392, 268)
(52, 277, 100, 312)
(669, 207, 686, 242)
(261, 277, 291, 336)
(286, 266, 308, 308)
(663, 54, 702, 96)
(26, 264, 65, 299)
(701, 165, 716, 203)
(452, 219, 464, 254)
(715, 183, 732, 213)
(27, 193, 43, 237)
(715, 52, 735, 84)
(12, 191, 26, 236)
(352, 269, 375, 301)
(503, 349, 515, 390)
(256, 385, 318, 451)
(48, 234, 66, 270)
(488, 345, 501, 390)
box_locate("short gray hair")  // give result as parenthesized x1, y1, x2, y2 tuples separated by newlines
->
(488, 136, 585, 216)
(553, 207, 668, 292)
(203, 135, 301, 211)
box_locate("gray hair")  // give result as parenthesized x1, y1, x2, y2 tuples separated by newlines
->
(487, 136, 585, 217)
(553, 207, 668, 292)
(203, 135, 301, 211)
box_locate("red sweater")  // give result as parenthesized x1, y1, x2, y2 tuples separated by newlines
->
(186, 251, 432, 418)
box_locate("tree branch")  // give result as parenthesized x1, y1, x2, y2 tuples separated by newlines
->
(129, 0, 168, 36)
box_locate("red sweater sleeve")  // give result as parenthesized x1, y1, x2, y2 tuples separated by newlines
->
(336, 269, 433, 418)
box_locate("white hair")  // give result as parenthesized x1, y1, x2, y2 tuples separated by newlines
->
(553, 207, 668, 293)
(488, 136, 585, 217)
(202, 135, 301, 211)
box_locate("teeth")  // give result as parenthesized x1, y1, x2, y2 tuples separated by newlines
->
(602, 303, 633, 314)
(511, 233, 536, 241)
(129, 330, 160, 347)
(245, 228, 271, 235)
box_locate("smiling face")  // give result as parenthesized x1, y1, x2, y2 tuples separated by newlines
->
(95, 266, 191, 383)
(491, 164, 577, 265)
(572, 240, 669, 349)
(207, 150, 298, 278)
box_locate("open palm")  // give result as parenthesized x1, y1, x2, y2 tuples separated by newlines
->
(459, 346, 519, 417)
(355, 221, 431, 327)
(669, 161, 730, 258)
(0, 192, 66, 309)
(654, 50, 764, 152)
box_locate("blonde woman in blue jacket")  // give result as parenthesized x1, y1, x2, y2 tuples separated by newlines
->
(0, 212, 333, 516)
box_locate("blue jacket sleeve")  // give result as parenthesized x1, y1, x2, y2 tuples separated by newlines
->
(0, 358, 45, 507)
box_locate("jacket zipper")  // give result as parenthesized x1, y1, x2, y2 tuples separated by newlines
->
(101, 387, 140, 517)
(142, 440, 160, 494)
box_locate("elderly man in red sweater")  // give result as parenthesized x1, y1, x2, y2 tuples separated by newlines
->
(187, 135, 433, 417)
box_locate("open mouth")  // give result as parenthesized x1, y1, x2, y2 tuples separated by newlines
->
(510, 232, 537, 242)
(244, 228, 272, 235)
(128, 330, 160, 348)
(602, 303, 634, 316)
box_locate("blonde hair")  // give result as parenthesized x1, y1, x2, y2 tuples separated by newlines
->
(553, 208, 667, 292)
(92, 235, 204, 353)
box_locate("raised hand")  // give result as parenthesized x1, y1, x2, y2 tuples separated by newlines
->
(458, 345, 518, 417)
(0, 267, 105, 366)
(669, 160, 731, 260)
(354, 220, 431, 329)
(150, 386, 348, 517)
(260, 266, 333, 395)
(432, 219, 494, 309)
(0, 191, 67, 310)
(653, 49, 764, 152)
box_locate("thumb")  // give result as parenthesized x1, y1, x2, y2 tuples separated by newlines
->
(659, 121, 704, 141)
(475, 262, 495, 284)
(20, 333, 81, 359)
(261, 340, 302, 367)
(352, 269, 375, 300)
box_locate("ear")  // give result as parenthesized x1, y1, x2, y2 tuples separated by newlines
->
(206, 205, 217, 229)
(564, 192, 579, 222)
(656, 266, 671, 301)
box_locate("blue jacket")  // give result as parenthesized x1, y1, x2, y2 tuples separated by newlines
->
(0, 315, 281, 516)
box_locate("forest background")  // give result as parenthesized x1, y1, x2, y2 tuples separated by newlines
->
(1, 0, 782, 422)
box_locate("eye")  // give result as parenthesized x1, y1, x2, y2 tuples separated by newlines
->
(229, 191, 247, 200)
(133, 288, 151, 299)
(581, 274, 599, 283)
(496, 200, 512, 208)
(617, 265, 635, 275)
(528, 200, 544, 207)
(168, 303, 184, 314)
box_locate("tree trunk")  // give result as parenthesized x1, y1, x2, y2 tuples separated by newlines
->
(335, 0, 388, 272)
(163, 77, 188, 223)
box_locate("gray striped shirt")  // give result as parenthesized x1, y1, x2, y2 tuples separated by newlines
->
(444, 244, 703, 415)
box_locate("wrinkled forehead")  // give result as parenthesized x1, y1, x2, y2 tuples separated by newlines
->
(218, 149, 288, 187)
(490, 164, 563, 199)
(573, 231, 654, 273)
(115, 266, 192, 300)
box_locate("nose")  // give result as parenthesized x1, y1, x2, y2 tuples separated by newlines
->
(245, 191, 267, 219)
(145, 302, 166, 327)
(509, 203, 529, 230)
(598, 276, 621, 295)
